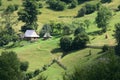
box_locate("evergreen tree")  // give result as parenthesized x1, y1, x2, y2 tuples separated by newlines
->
(96, 6, 112, 32)
(0, 51, 24, 80)
(18, 0, 39, 32)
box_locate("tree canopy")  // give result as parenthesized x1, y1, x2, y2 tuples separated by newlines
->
(96, 6, 112, 32)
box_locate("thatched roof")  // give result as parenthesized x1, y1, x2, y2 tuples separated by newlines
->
(24, 30, 39, 38)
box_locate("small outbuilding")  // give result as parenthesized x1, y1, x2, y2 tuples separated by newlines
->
(43, 32, 52, 39)
(24, 30, 39, 41)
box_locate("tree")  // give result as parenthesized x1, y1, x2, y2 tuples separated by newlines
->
(63, 49, 120, 80)
(20, 61, 29, 71)
(60, 36, 72, 52)
(69, 0, 78, 8)
(39, 24, 52, 37)
(63, 26, 71, 35)
(77, 7, 86, 17)
(0, 0, 2, 6)
(0, 7, 19, 47)
(101, 0, 112, 3)
(5, 5, 15, 13)
(18, 0, 39, 32)
(114, 23, 120, 56)
(47, 0, 66, 11)
(118, 5, 120, 11)
(85, 3, 97, 14)
(96, 6, 112, 32)
(0, 51, 24, 80)
(114, 23, 120, 45)
(72, 33, 89, 50)
(60, 0, 72, 3)
(74, 26, 85, 36)
(84, 19, 90, 29)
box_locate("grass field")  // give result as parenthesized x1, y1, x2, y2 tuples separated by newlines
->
(0, 0, 120, 80)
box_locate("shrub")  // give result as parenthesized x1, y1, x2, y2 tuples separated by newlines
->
(101, 0, 112, 3)
(47, 0, 66, 11)
(5, 5, 15, 13)
(60, 36, 72, 52)
(34, 69, 40, 77)
(69, 0, 78, 8)
(102, 45, 109, 52)
(74, 27, 85, 36)
(63, 50, 120, 80)
(38, 2, 43, 8)
(85, 3, 97, 14)
(20, 61, 29, 71)
(118, 5, 120, 11)
(72, 33, 89, 50)
(14, 4, 19, 11)
(26, 72, 34, 79)
(77, 7, 86, 17)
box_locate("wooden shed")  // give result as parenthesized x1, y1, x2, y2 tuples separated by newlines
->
(24, 30, 39, 41)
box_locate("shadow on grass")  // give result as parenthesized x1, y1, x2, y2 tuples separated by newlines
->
(87, 30, 102, 36)
(51, 48, 62, 54)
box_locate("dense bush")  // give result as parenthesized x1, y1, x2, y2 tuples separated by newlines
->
(69, 0, 78, 8)
(118, 5, 120, 11)
(38, 2, 43, 8)
(47, 0, 66, 11)
(0, 51, 23, 80)
(0, 0, 2, 6)
(60, 36, 72, 52)
(72, 33, 89, 50)
(74, 26, 85, 36)
(63, 50, 120, 80)
(96, 6, 112, 33)
(20, 61, 29, 71)
(101, 0, 112, 3)
(85, 3, 97, 14)
(5, 5, 16, 13)
(102, 45, 109, 52)
(60, 0, 72, 3)
(77, 7, 86, 17)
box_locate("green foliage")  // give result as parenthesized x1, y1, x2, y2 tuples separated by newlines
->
(77, 7, 86, 17)
(62, 25, 71, 35)
(37, 75, 47, 80)
(118, 5, 120, 11)
(96, 6, 112, 32)
(0, 27, 18, 46)
(60, 36, 72, 52)
(74, 26, 85, 36)
(18, 0, 39, 32)
(21, 22, 38, 32)
(5, 5, 16, 13)
(63, 49, 120, 80)
(72, 33, 89, 50)
(69, 0, 78, 8)
(39, 24, 52, 37)
(60, 0, 72, 3)
(38, 2, 43, 8)
(0, 0, 2, 6)
(101, 0, 112, 3)
(34, 69, 40, 76)
(47, 0, 66, 11)
(0, 51, 23, 80)
(20, 61, 29, 71)
(84, 19, 91, 29)
(85, 3, 97, 14)
(102, 45, 109, 52)
(114, 23, 120, 45)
